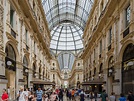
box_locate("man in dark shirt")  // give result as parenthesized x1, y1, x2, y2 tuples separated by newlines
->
(127, 91, 134, 101)
(100, 90, 108, 101)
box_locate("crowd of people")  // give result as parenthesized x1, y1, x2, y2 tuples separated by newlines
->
(0, 87, 134, 101)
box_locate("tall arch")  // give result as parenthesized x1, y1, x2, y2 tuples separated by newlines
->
(122, 43, 134, 94)
(5, 44, 16, 71)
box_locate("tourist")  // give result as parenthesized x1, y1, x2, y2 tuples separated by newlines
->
(80, 89, 85, 101)
(109, 92, 116, 101)
(28, 91, 34, 101)
(127, 91, 134, 101)
(68, 90, 72, 101)
(44, 94, 49, 101)
(94, 92, 98, 101)
(100, 90, 108, 101)
(71, 89, 75, 100)
(90, 91, 94, 101)
(36, 86, 43, 101)
(25, 88, 29, 101)
(119, 93, 126, 101)
(17, 86, 26, 101)
(0, 88, 8, 101)
(7, 87, 10, 100)
(58, 89, 63, 101)
(50, 92, 57, 101)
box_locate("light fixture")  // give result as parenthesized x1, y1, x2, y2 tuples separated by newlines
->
(109, 68, 112, 73)
(7, 61, 12, 66)
(25, 69, 28, 73)
(99, 73, 101, 77)
(127, 61, 134, 67)
(35, 73, 37, 76)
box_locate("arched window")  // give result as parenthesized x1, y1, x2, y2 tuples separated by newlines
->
(23, 56, 28, 76)
(122, 43, 134, 94)
(5, 44, 16, 71)
(23, 56, 28, 67)
(5, 44, 16, 61)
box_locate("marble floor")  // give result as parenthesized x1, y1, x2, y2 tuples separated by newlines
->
(63, 96, 100, 101)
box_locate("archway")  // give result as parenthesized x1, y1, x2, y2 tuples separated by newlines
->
(122, 43, 134, 94)
(5, 44, 16, 99)
(23, 56, 29, 89)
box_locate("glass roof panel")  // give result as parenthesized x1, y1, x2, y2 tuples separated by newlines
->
(42, 0, 94, 54)
(57, 52, 75, 69)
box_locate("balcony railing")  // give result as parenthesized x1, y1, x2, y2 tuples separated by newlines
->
(11, 28, 16, 38)
(123, 27, 129, 38)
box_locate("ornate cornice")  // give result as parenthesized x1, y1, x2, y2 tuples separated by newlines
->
(6, 31, 18, 46)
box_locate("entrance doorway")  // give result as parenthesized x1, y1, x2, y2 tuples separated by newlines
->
(5, 44, 16, 100)
(122, 43, 134, 94)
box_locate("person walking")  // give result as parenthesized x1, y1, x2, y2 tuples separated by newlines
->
(100, 90, 108, 101)
(36, 86, 43, 101)
(24, 88, 29, 101)
(119, 93, 126, 101)
(17, 86, 26, 101)
(71, 89, 75, 101)
(90, 92, 93, 101)
(68, 90, 72, 101)
(58, 89, 63, 101)
(7, 87, 10, 100)
(109, 92, 116, 101)
(1, 89, 8, 101)
(50, 92, 57, 101)
(80, 90, 85, 101)
(127, 91, 134, 101)
(94, 92, 98, 101)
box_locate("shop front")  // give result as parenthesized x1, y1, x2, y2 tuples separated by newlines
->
(122, 43, 134, 94)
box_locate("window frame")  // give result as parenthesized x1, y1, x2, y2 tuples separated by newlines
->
(125, 4, 130, 27)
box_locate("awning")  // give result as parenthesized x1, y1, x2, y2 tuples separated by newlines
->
(30, 80, 55, 85)
(81, 80, 106, 85)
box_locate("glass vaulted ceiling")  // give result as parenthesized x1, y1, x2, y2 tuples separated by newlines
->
(42, 0, 94, 54)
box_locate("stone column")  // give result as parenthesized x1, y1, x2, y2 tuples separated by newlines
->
(0, 3, 7, 96)
(113, 61, 122, 96)
(16, 61, 23, 92)
(28, 68, 33, 88)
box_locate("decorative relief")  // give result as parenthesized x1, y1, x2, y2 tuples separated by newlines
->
(0, 4, 4, 51)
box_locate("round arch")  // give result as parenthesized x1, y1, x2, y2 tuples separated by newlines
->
(5, 41, 20, 61)
(118, 40, 134, 62)
(23, 54, 30, 68)
(5, 44, 17, 71)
